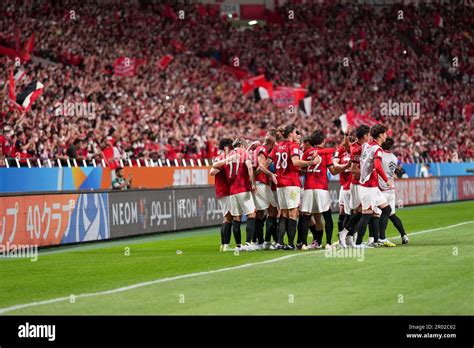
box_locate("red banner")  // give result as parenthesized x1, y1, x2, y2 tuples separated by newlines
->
(458, 176, 474, 200)
(157, 55, 174, 70)
(113, 57, 137, 77)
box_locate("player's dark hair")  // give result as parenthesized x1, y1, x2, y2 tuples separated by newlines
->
(355, 125, 370, 139)
(310, 130, 325, 146)
(281, 125, 296, 139)
(302, 136, 313, 145)
(370, 124, 387, 140)
(382, 137, 394, 151)
(115, 167, 124, 174)
(268, 129, 278, 138)
(218, 138, 233, 151)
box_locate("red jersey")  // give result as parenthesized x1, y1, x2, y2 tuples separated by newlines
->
(350, 142, 362, 185)
(213, 153, 230, 199)
(334, 146, 352, 190)
(269, 140, 301, 188)
(223, 148, 252, 195)
(302, 147, 333, 190)
(253, 145, 270, 185)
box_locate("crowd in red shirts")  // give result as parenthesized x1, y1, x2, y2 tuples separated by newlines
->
(0, 1, 472, 166)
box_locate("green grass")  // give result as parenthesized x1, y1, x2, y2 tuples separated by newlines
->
(1, 201, 473, 315)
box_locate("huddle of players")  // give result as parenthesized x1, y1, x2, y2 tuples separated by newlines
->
(211, 124, 409, 252)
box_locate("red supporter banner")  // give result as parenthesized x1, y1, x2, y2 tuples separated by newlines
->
(271, 87, 307, 108)
(113, 57, 137, 77)
(242, 74, 266, 94)
(222, 65, 249, 80)
(157, 55, 174, 70)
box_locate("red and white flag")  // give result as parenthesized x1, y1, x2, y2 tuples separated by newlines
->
(242, 74, 267, 94)
(15, 80, 44, 112)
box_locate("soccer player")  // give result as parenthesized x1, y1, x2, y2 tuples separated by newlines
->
(354, 124, 395, 248)
(298, 130, 350, 249)
(333, 134, 353, 243)
(270, 125, 321, 250)
(210, 138, 235, 251)
(223, 138, 258, 251)
(380, 137, 409, 244)
(253, 130, 279, 250)
(338, 125, 369, 247)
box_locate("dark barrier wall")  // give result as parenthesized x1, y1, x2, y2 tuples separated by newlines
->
(109, 186, 223, 238)
(1, 177, 472, 249)
(0, 186, 224, 249)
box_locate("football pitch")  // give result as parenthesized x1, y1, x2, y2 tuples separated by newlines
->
(1, 201, 473, 315)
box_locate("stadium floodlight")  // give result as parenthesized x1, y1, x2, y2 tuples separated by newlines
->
(248, 20, 257, 26)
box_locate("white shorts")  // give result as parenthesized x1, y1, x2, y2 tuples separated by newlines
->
(359, 186, 387, 211)
(349, 183, 361, 210)
(382, 190, 395, 214)
(229, 191, 256, 217)
(339, 187, 351, 215)
(272, 189, 279, 209)
(218, 196, 231, 216)
(276, 186, 301, 210)
(301, 189, 331, 214)
(253, 182, 277, 210)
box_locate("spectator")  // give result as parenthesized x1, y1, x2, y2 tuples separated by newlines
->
(420, 164, 432, 178)
(112, 167, 132, 190)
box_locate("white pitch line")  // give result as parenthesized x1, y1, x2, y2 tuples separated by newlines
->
(0, 221, 472, 315)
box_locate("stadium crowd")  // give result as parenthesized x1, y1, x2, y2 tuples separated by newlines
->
(0, 0, 472, 166)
